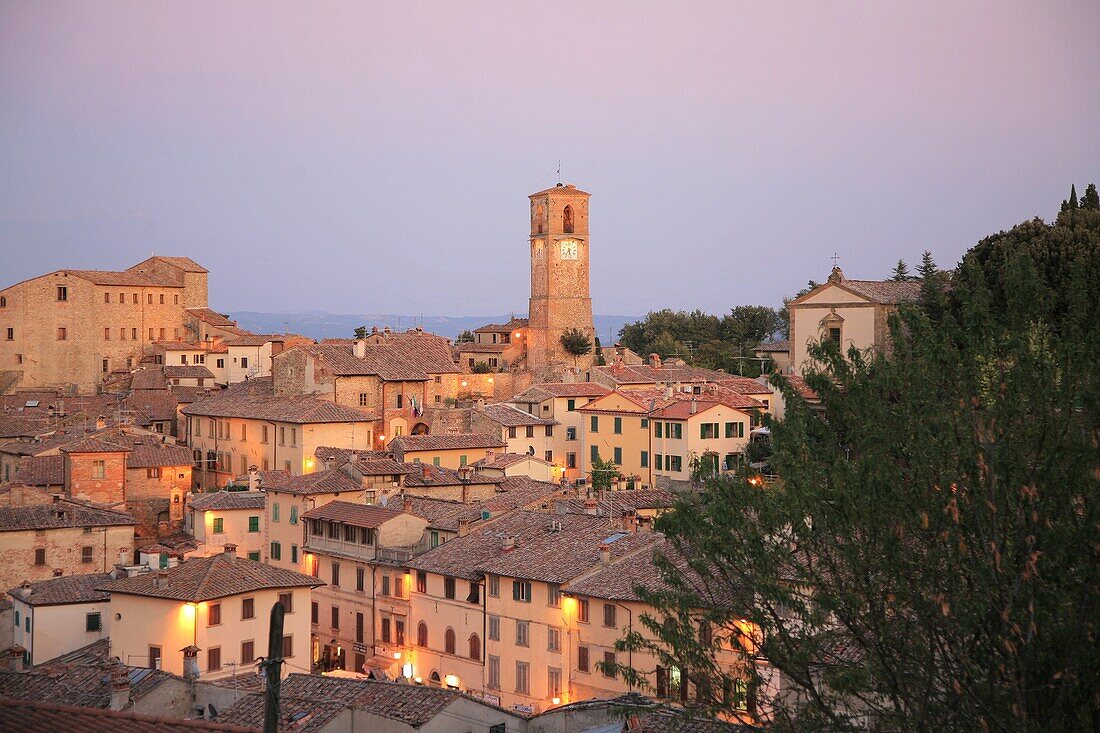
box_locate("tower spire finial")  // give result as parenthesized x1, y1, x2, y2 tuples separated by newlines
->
(557, 160, 561, 184)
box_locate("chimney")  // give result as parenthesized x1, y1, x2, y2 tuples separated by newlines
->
(7, 645, 26, 673)
(649, 353, 661, 368)
(109, 667, 132, 711)
(403, 496, 413, 513)
(422, 464, 430, 480)
(181, 645, 200, 680)
(476, 398, 485, 411)
(583, 498, 598, 516)
(354, 339, 366, 359)
(501, 536, 516, 553)
(371, 326, 379, 335)
(223, 543, 237, 562)
(96, 416, 107, 430)
(153, 570, 169, 589)
(457, 518, 470, 537)
(690, 398, 698, 415)
(623, 510, 638, 533)
(247, 465, 258, 491)
(599, 542, 611, 565)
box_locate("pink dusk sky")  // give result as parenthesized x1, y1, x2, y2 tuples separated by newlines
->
(1, 1, 1097, 316)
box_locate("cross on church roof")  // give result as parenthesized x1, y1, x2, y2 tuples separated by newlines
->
(831, 252, 840, 266)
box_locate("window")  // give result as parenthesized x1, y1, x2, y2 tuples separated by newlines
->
(208, 603, 221, 626)
(725, 421, 745, 439)
(102, 357, 110, 373)
(241, 641, 255, 665)
(656, 454, 664, 470)
(603, 603, 617, 628)
(701, 422, 719, 439)
(278, 592, 293, 613)
(525, 425, 534, 439)
(331, 606, 340, 629)
(430, 530, 440, 548)
(547, 583, 562, 607)
(613, 446, 622, 464)
(248, 551, 260, 561)
(270, 542, 281, 561)
(159, 327, 165, 340)
(396, 619, 406, 645)
(602, 651, 617, 678)
(290, 544, 298, 563)
(212, 517, 224, 534)
(4, 328, 12, 341)
(567, 453, 577, 469)
(670, 423, 683, 439)
(512, 580, 532, 603)
(132, 327, 138, 340)
(578, 599, 590, 623)
(352, 566, 363, 591)
(356, 612, 365, 643)
(86, 612, 102, 632)
(282, 635, 293, 658)
(548, 626, 561, 653)
(590, 415, 599, 432)
(149, 646, 161, 670)
(567, 398, 576, 411)
(655, 421, 663, 438)
(289, 506, 298, 524)
(56, 326, 67, 341)
(416, 571, 427, 593)
(640, 450, 649, 468)
(81, 545, 94, 563)
(381, 575, 391, 597)
(444, 577, 456, 599)
(508, 426, 517, 439)
(444, 628, 456, 655)
(548, 666, 562, 697)
(148, 328, 155, 340)
(828, 326, 842, 344)
(668, 455, 683, 472)
(91, 460, 105, 479)
(459, 454, 467, 466)
(242, 597, 255, 620)
(241, 357, 248, 368)
(248, 516, 259, 533)
(657, 665, 684, 700)
(515, 661, 530, 694)
(57, 286, 67, 301)
(577, 645, 590, 672)
(311, 602, 318, 624)
(590, 445, 599, 463)
(488, 615, 500, 640)
(488, 655, 501, 688)
(331, 562, 340, 587)
(613, 416, 622, 434)
(359, 392, 369, 407)
(488, 574, 499, 597)
(516, 620, 530, 647)
(395, 575, 404, 597)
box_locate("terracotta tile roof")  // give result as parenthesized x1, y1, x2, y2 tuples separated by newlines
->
(473, 317, 528, 333)
(350, 456, 410, 476)
(301, 500, 404, 528)
(8, 572, 112, 606)
(314, 446, 391, 466)
(756, 339, 791, 353)
(258, 468, 362, 496)
(840, 279, 922, 304)
(0, 698, 257, 732)
(163, 365, 214, 380)
(554, 488, 678, 516)
(170, 386, 216, 404)
(131, 255, 209, 274)
(471, 452, 552, 470)
(633, 708, 753, 732)
(151, 341, 201, 351)
(0, 501, 135, 532)
(221, 673, 480, 729)
(592, 363, 731, 386)
(530, 182, 590, 196)
(512, 382, 612, 402)
(299, 333, 459, 381)
(482, 476, 565, 513)
(223, 334, 282, 347)
(390, 433, 505, 452)
(401, 496, 483, 531)
(185, 308, 235, 326)
(189, 491, 265, 511)
(401, 462, 498, 488)
(100, 550, 322, 602)
(214, 692, 342, 733)
(13, 455, 65, 486)
(714, 375, 773, 396)
(454, 342, 509, 353)
(67, 270, 180, 287)
(130, 368, 168, 391)
(182, 378, 378, 424)
(408, 510, 651, 583)
(785, 374, 820, 400)
(59, 435, 130, 454)
(576, 388, 667, 415)
(478, 402, 556, 427)
(648, 393, 762, 419)
(125, 441, 192, 468)
(123, 391, 180, 423)
(0, 656, 184, 710)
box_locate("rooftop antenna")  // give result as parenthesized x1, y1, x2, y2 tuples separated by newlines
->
(557, 160, 561, 184)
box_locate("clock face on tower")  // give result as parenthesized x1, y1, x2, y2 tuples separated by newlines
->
(559, 239, 578, 260)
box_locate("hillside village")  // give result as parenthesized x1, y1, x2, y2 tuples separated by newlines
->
(0, 179, 952, 732)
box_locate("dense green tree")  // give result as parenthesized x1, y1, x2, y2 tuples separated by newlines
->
(561, 328, 593, 364)
(614, 194, 1100, 732)
(618, 307, 780, 371)
(470, 361, 492, 374)
(891, 259, 913, 281)
(456, 330, 475, 343)
(589, 454, 620, 491)
(594, 336, 607, 366)
(353, 325, 368, 339)
(1082, 183, 1100, 210)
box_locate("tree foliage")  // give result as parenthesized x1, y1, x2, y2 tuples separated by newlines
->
(618, 307, 782, 376)
(353, 325, 368, 339)
(890, 259, 914, 281)
(619, 189, 1100, 732)
(589, 454, 620, 491)
(561, 328, 593, 362)
(456, 330, 475, 343)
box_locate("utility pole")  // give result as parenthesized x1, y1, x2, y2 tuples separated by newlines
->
(261, 601, 285, 733)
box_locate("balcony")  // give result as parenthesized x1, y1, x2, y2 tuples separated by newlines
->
(303, 535, 379, 562)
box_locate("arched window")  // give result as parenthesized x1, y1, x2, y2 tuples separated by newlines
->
(468, 633, 481, 660)
(444, 628, 456, 655)
(562, 205, 574, 234)
(429, 671, 441, 685)
(0, 296, 6, 307)
(417, 622, 428, 647)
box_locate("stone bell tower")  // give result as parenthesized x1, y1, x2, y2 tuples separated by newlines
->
(527, 183, 595, 377)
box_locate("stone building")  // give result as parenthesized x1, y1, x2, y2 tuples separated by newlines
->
(526, 184, 596, 379)
(0, 256, 214, 395)
(786, 266, 921, 374)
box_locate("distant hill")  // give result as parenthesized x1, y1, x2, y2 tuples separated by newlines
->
(227, 311, 641, 343)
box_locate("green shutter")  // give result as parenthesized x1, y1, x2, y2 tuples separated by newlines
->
(640, 451, 648, 468)
(567, 399, 576, 411)
(591, 415, 599, 432)
(290, 506, 298, 525)
(614, 417, 622, 434)
(655, 454, 664, 470)
(591, 445, 599, 462)
(655, 422, 663, 438)
(613, 447, 622, 464)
